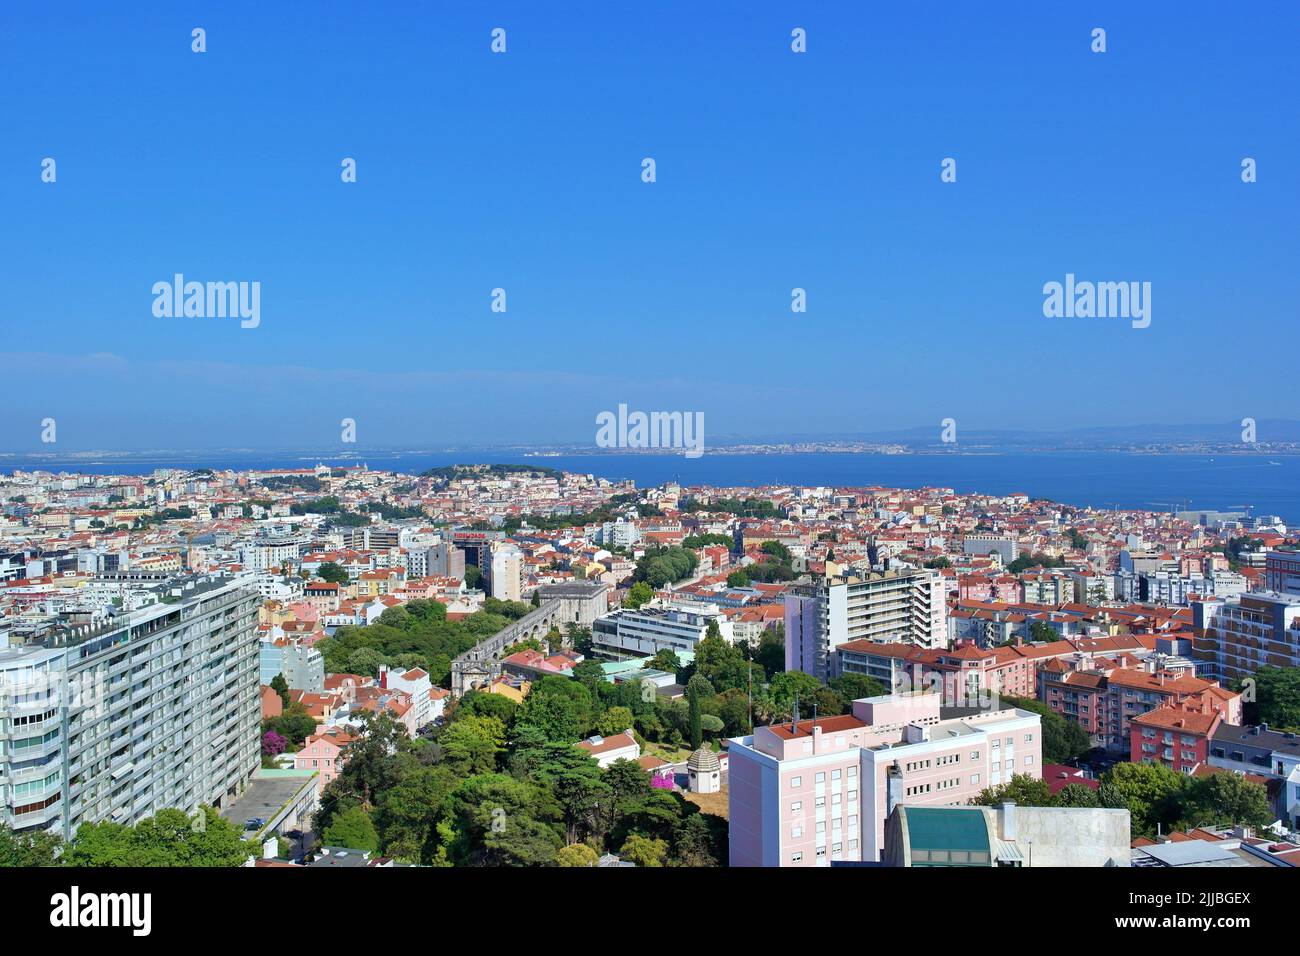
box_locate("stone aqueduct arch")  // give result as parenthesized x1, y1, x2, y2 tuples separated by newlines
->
(450, 600, 562, 697)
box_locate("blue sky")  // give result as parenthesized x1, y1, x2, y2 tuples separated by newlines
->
(2, 1, 1297, 451)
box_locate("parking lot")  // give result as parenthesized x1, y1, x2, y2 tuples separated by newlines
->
(219, 775, 316, 837)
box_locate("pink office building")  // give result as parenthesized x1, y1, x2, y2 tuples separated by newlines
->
(728, 693, 1042, 866)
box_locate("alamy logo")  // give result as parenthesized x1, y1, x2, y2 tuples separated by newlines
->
(152, 274, 261, 328)
(1042, 273, 1151, 329)
(596, 403, 704, 459)
(50, 886, 151, 937)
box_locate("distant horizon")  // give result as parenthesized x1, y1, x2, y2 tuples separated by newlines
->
(5, 415, 1300, 457)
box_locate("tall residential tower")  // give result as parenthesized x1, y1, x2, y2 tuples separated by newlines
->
(0, 574, 261, 839)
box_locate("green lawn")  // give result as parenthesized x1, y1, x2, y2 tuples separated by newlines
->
(644, 742, 691, 763)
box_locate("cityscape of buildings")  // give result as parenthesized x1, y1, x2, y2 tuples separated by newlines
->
(1, 462, 1298, 874)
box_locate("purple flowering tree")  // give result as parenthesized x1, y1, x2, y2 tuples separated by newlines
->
(262, 730, 287, 757)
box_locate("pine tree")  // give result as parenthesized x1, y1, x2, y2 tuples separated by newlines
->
(688, 682, 703, 750)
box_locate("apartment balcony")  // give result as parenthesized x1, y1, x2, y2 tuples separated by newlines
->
(0, 692, 60, 718)
(9, 798, 62, 829)
(7, 760, 61, 787)
(11, 735, 62, 761)
(4, 714, 57, 739)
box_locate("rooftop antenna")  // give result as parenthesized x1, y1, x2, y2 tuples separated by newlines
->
(791, 693, 799, 734)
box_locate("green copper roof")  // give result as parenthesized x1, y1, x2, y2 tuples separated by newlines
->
(904, 807, 991, 866)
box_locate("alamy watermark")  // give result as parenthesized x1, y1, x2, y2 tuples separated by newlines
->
(1042, 273, 1150, 329)
(152, 274, 260, 329)
(1, 671, 107, 717)
(595, 403, 704, 458)
(50, 887, 151, 936)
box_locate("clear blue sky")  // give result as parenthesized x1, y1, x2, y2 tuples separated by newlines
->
(2, 1, 1297, 451)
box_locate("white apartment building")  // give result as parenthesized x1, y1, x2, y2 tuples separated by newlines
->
(238, 534, 305, 573)
(784, 568, 948, 681)
(259, 637, 325, 692)
(489, 547, 523, 602)
(380, 665, 433, 730)
(961, 534, 1019, 563)
(592, 602, 734, 659)
(592, 518, 641, 549)
(0, 574, 261, 839)
(251, 572, 306, 603)
(1114, 569, 1248, 606)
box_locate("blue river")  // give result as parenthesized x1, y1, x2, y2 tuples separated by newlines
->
(7, 451, 1298, 523)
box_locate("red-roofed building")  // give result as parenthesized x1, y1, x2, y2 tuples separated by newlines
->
(1106, 667, 1240, 748)
(1041, 763, 1100, 796)
(576, 730, 641, 768)
(1038, 660, 1110, 741)
(1131, 704, 1222, 775)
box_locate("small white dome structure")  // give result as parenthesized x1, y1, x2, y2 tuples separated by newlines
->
(688, 747, 721, 794)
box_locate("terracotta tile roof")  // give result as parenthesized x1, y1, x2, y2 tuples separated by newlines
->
(577, 730, 639, 756)
(1132, 705, 1220, 735)
(766, 715, 865, 740)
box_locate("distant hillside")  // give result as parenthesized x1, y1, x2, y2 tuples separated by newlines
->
(419, 463, 563, 485)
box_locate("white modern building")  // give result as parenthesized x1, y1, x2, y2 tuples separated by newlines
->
(0, 574, 261, 840)
(1114, 569, 1248, 606)
(380, 665, 433, 730)
(489, 546, 523, 602)
(961, 534, 1019, 563)
(592, 602, 733, 659)
(238, 534, 306, 573)
(259, 637, 325, 693)
(784, 568, 948, 682)
(592, 518, 641, 550)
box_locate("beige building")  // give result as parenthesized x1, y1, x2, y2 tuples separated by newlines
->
(884, 803, 1131, 867)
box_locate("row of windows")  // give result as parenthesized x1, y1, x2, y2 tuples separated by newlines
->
(790, 790, 859, 813)
(788, 766, 857, 788)
(801, 733, 852, 753)
(790, 839, 858, 862)
(990, 756, 1035, 772)
(10, 708, 58, 728)
(1140, 730, 1200, 746)
(784, 733, 1033, 793)
(11, 730, 58, 751)
(12, 793, 60, 816)
(791, 814, 860, 838)
(12, 772, 61, 798)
